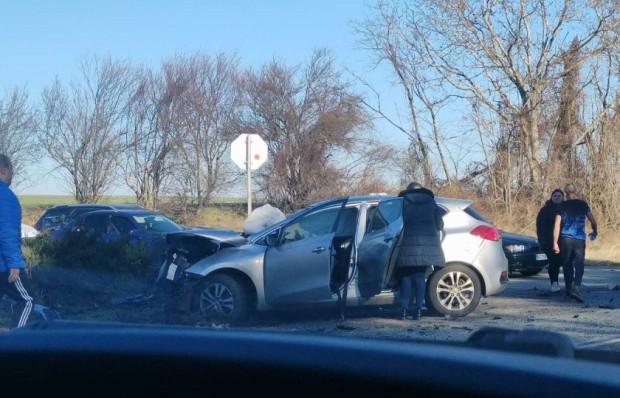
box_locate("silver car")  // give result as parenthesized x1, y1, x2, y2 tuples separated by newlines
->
(162, 195, 508, 323)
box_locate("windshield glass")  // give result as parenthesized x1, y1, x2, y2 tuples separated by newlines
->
(132, 214, 183, 234)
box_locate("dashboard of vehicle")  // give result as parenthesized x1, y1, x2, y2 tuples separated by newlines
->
(0, 321, 619, 397)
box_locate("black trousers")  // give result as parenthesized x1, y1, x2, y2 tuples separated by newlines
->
(541, 243, 563, 284)
(0, 271, 34, 328)
(560, 237, 586, 289)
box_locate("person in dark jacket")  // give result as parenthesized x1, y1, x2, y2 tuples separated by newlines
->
(395, 182, 445, 320)
(0, 154, 34, 328)
(536, 189, 564, 292)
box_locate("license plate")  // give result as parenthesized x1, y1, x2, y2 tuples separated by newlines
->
(536, 253, 548, 261)
(166, 263, 178, 280)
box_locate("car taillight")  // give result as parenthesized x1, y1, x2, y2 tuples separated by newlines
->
(470, 225, 501, 241)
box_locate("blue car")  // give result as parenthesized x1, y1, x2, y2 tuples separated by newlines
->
(54, 209, 184, 249)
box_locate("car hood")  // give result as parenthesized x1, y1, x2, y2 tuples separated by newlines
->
(169, 227, 247, 246)
(501, 231, 539, 245)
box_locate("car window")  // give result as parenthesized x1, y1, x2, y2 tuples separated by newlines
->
(110, 216, 136, 235)
(282, 203, 341, 243)
(366, 205, 387, 232)
(36, 207, 72, 229)
(132, 214, 183, 233)
(68, 207, 107, 221)
(335, 206, 358, 236)
(81, 214, 109, 234)
(464, 205, 491, 224)
(378, 199, 401, 224)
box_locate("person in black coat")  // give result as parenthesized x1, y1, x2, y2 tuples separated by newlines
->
(536, 189, 564, 292)
(395, 182, 446, 320)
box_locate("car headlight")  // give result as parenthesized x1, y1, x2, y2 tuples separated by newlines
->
(505, 244, 526, 253)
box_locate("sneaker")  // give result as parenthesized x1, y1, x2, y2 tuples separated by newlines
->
(550, 282, 560, 293)
(571, 286, 585, 303)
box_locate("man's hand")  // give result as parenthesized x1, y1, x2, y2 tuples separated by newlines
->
(553, 242, 560, 254)
(8, 268, 20, 283)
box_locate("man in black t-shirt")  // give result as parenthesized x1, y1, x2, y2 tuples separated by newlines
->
(553, 184, 598, 302)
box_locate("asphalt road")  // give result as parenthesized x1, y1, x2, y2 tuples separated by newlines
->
(245, 265, 620, 353)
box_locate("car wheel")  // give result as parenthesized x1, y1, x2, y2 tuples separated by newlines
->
(520, 268, 544, 277)
(427, 264, 482, 317)
(195, 274, 251, 324)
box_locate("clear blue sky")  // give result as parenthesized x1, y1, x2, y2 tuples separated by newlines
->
(0, 0, 409, 195)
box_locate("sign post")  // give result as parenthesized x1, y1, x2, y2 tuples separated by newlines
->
(231, 134, 268, 216)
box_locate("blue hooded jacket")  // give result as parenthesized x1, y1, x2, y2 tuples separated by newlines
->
(0, 180, 25, 271)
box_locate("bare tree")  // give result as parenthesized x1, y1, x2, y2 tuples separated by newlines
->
(119, 66, 184, 209)
(354, 2, 455, 187)
(40, 56, 137, 202)
(243, 48, 372, 211)
(368, 0, 619, 186)
(0, 86, 38, 188)
(172, 52, 244, 206)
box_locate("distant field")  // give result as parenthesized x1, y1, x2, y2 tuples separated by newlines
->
(17, 195, 247, 208)
(18, 195, 249, 229)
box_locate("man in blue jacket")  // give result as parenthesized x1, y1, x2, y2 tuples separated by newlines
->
(0, 154, 33, 328)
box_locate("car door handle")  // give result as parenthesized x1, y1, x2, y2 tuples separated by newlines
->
(384, 236, 394, 243)
(312, 246, 327, 253)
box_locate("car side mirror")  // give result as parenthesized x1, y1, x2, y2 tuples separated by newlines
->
(265, 230, 280, 246)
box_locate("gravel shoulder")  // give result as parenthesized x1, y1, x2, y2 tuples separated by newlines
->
(238, 266, 620, 351)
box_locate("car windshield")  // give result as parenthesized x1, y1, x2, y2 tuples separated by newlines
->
(4, 1, 620, 394)
(132, 214, 183, 234)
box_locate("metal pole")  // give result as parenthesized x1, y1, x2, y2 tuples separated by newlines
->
(246, 134, 252, 216)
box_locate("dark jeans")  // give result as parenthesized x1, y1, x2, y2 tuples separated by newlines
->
(400, 272, 426, 310)
(541, 243, 563, 284)
(561, 237, 586, 288)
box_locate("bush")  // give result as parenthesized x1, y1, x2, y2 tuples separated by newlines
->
(23, 231, 165, 279)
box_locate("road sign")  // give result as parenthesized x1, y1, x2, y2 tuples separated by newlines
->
(231, 134, 268, 170)
(231, 133, 268, 216)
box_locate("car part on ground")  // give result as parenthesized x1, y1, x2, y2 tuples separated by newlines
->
(161, 195, 509, 324)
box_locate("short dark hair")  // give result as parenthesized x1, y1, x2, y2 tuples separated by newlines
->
(0, 154, 12, 170)
(551, 189, 564, 197)
(407, 182, 422, 190)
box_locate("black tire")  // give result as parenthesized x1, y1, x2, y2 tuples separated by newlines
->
(520, 268, 544, 277)
(194, 274, 252, 325)
(427, 264, 482, 317)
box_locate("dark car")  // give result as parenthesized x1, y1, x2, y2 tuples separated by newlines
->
(59, 209, 184, 243)
(34, 203, 145, 231)
(501, 231, 549, 277)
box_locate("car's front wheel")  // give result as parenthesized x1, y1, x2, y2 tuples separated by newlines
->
(427, 264, 481, 317)
(194, 274, 252, 324)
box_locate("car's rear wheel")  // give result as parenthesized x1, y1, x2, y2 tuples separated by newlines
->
(194, 274, 251, 324)
(427, 264, 481, 317)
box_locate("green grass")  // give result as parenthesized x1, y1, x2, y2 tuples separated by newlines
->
(18, 195, 139, 208)
(18, 195, 247, 208)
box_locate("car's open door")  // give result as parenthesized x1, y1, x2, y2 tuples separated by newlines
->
(356, 198, 403, 297)
(264, 200, 345, 305)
